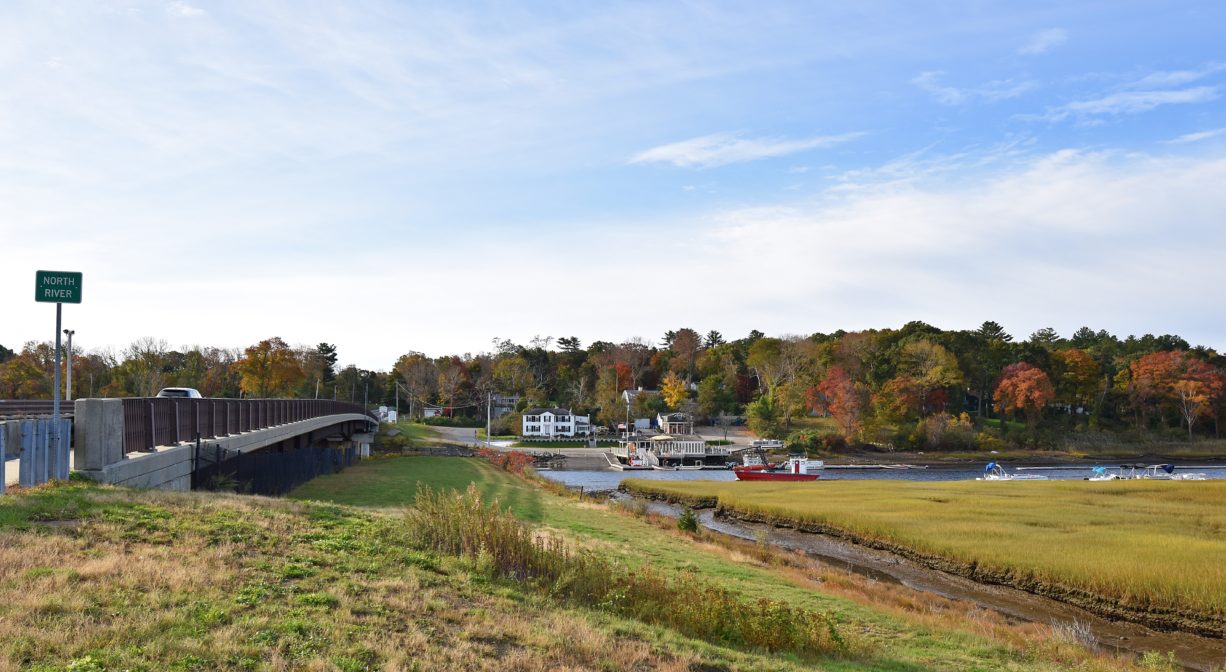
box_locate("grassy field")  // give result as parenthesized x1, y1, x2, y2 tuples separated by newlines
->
(0, 459, 1172, 671)
(289, 456, 1166, 671)
(291, 455, 545, 521)
(622, 478, 1226, 632)
(393, 421, 441, 442)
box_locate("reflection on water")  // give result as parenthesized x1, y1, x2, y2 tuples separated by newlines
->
(540, 465, 1226, 491)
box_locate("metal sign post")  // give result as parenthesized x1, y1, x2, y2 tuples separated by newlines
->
(35, 270, 83, 483)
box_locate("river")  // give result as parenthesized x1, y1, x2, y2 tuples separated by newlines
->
(539, 463, 1226, 491)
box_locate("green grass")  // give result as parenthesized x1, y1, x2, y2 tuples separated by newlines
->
(510, 440, 619, 448)
(289, 456, 545, 521)
(474, 429, 517, 440)
(623, 478, 1226, 629)
(787, 416, 842, 432)
(391, 420, 441, 442)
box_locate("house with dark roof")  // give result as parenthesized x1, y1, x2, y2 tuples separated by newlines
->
(522, 408, 591, 438)
(656, 412, 693, 435)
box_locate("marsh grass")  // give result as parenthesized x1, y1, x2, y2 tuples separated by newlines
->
(623, 478, 1226, 624)
(406, 483, 848, 658)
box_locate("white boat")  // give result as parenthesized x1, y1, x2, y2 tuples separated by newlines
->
(1084, 466, 1124, 481)
(976, 462, 1048, 481)
(1130, 464, 1208, 481)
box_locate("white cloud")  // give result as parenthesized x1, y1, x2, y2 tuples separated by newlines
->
(1130, 63, 1226, 88)
(1038, 86, 1219, 122)
(630, 132, 864, 168)
(1064, 86, 1218, 114)
(673, 151, 1226, 349)
(1163, 128, 1226, 144)
(912, 71, 1036, 105)
(1018, 28, 1067, 55)
(167, 1, 205, 18)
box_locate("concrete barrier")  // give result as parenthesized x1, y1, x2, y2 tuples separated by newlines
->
(1, 418, 71, 495)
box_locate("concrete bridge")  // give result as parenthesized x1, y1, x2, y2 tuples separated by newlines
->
(3, 398, 376, 494)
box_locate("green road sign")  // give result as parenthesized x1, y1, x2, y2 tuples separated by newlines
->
(35, 270, 83, 304)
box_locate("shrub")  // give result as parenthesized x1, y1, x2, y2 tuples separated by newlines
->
(677, 507, 699, 533)
(918, 412, 976, 451)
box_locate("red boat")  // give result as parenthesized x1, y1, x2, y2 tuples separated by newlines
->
(734, 456, 820, 481)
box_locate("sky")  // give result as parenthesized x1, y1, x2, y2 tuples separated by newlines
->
(2, 1, 1225, 370)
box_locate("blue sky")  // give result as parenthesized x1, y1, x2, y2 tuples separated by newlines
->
(2, 1, 1225, 369)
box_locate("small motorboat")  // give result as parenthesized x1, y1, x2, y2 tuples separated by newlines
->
(1128, 464, 1208, 481)
(734, 455, 820, 481)
(1084, 465, 1124, 481)
(976, 462, 1048, 481)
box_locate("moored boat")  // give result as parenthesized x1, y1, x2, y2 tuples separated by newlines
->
(976, 462, 1048, 481)
(734, 455, 820, 481)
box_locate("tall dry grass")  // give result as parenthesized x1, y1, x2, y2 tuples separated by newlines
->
(406, 483, 848, 658)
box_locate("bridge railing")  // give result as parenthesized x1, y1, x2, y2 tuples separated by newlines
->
(0, 400, 73, 419)
(120, 398, 373, 454)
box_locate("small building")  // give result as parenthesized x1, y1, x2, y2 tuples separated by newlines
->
(522, 408, 591, 438)
(656, 412, 693, 435)
(613, 429, 732, 469)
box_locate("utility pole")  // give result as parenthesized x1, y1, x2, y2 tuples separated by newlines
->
(486, 391, 492, 447)
(63, 329, 75, 401)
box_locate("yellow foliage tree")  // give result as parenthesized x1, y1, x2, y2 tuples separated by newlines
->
(236, 337, 305, 398)
(661, 371, 687, 410)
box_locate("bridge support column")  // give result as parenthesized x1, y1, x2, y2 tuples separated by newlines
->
(352, 432, 373, 459)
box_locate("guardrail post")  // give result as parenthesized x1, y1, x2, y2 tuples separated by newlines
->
(47, 418, 62, 480)
(148, 401, 156, 451)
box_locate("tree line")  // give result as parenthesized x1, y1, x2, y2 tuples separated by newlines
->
(3, 321, 1223, 449)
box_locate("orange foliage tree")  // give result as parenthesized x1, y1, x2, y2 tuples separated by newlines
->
(807, 366, 864, 439)
(994, 362, 1055, 428)
(1052, 348, 1100, 409)
(1129, 351, 1223, 437)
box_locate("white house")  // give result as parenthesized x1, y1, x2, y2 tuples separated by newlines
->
(522, 408, 591, 438)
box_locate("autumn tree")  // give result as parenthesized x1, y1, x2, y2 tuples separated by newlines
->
(897, 340, 963, 416)
(1051, 348, 1100, 411)
(994, 362, 1055, 428)
(0, 343, 54, 398)
(394, 352, 438, 415)
(808, 366, 864, 439)
(613, 338, 653, 388)
(1128, 351, 1222, 437)
(235, 337, 305, 398)
(493, 355, 535, 397)
(660, 371, 687, 410)
(668, 328, 702, 383)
